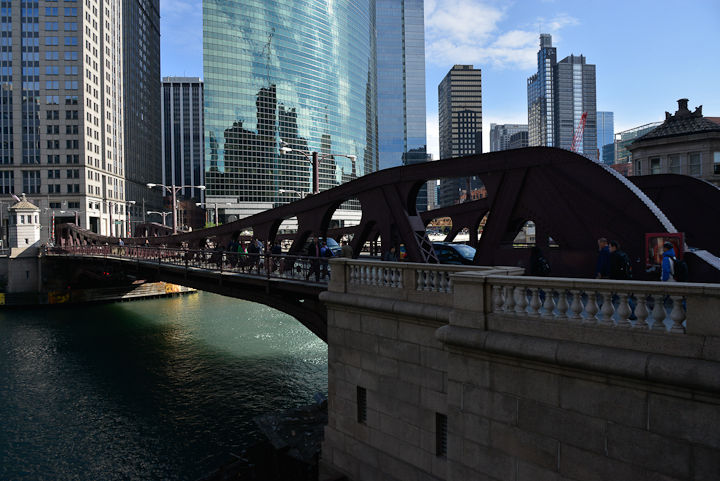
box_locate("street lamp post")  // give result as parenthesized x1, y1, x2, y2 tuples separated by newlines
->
(278, 189, 308, 199)
(279, 142, 356, 195)
(195, 202, 231, 227)
(147, 183, 206, 235)
(147, 211, 173, 227)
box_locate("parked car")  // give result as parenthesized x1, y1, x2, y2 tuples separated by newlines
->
(301, 237, 341, 256)
(432, 242, 476, 265)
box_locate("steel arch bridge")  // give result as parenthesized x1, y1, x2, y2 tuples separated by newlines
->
(55, 147, 720, 281)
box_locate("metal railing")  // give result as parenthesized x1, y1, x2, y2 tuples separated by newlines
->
(47, 245, 333, 285)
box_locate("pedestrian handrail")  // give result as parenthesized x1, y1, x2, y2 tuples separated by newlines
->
(46, 245, 334, 285)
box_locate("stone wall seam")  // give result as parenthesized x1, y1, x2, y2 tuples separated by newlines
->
(320, 291, 453, 324)
(438, 326, 720, 395)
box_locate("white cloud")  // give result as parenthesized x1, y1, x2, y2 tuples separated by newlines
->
(425, 1, 579, 71)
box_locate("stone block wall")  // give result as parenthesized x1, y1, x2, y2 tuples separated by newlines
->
(321, 288, 720, 481)
(322, 297, 451, 481)
(443, 347, 720, 480)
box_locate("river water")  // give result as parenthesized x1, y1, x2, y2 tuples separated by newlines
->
(0, 292, 328, 480)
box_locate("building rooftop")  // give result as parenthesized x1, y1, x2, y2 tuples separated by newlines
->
(633, 99, 720, 143)
(9, 194, 38, 211)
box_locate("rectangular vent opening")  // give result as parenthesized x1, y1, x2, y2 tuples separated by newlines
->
(436, 413, 447, 456)
(357, 386, 367, 423)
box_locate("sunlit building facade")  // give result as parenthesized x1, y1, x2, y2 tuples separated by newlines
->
(0, 0, 134, 240)
(438, 65, 482, 207)
(202, 0, 378, 220)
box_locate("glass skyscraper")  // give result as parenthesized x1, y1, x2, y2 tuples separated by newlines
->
(597, 111, 614, 164)
(203, 0, 378, 218)
(527, 34, 598, 160)
(376, 0, 427, 171)
(527, 34, 556, 148)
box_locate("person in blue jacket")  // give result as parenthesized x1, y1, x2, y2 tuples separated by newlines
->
(595, 238, 610, 279)
(661, 242, 677, 282)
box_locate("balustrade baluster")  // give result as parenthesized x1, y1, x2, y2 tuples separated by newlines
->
(397, 269, 404, 289)
(504, 286, 516, 314)
(423, 271, 432, 291)
(515, 286, 528, 316)
(584, 292, 599, 324)
(371, 266, 378, 286)
(669, 296, 686, 334)
(632, 294, 649, 329)
(349, 265, 356, 284)
(493, 285, 505, 313)
(556, 289, 569, 320)
(431, 271, 440, 292)
(570, 290, 584, 322)
(616, 293, 632, 328)
(528, 288, 542, 317)
(600, 292, 615, 327)
(651, 295, 668, 331)
(416, 270, 424, 291)
(542, 287, 556, 319)
(439, 271, 448, 292)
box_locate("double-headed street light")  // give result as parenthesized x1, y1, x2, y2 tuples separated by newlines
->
(279, 141, 356, 195)
(147, 183, 206, 234)
(147, 211, 172, 227)
(195, 202, 231, 227)
(278, 188, 309, 200)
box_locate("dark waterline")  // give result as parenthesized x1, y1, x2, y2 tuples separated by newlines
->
(0, 292, 328, 480)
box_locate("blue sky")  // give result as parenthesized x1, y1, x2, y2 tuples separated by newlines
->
(160, 0, 720, 159)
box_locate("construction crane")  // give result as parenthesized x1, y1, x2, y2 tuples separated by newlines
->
(570, 111, 588, 153)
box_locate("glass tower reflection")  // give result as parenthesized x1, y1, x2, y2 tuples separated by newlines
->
(203, 0, 378, 213)
(376, 0, 427, 172)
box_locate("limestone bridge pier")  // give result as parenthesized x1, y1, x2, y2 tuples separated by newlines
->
(319, 258, 720, 481)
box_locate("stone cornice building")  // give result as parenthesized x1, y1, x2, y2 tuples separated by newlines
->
(628, 99, 720, 187)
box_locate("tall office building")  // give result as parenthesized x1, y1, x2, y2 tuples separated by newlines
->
(597, 111, 614, 164)
(377, 0, 426, 172)
(527, 34, 556, 148)
(489, 123, 528, 152)
(203, 0, 378, 221)
(0, 0, 133, 240)
(438, 65, 482, 207)
(527, 34, 597, 159)
(123, 0, 162, 224)
(161, 77, 204, 205)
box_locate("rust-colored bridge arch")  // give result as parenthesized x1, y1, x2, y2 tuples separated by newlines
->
(56, 147, 719, 280)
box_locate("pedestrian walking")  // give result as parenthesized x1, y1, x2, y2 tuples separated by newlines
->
(661, 242, 677, 282)
(384, 246, 399, 262)
(596, 238, 610, 279)
(340, 240, 353, 258)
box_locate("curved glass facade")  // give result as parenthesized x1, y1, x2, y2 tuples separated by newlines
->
(377, 0, 426, 171)
(203, 0, 378, 211)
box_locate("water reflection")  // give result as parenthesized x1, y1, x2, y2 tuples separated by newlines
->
(0, 292, 328, 480)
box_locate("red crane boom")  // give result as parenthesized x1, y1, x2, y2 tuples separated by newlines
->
(570, 111, 588, 153)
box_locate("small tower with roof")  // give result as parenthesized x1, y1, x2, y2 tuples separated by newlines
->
(8, 194, 41, 254)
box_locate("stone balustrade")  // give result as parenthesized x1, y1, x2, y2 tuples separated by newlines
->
(330, 258, 523, 307)
(486, 276, 695, 333)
